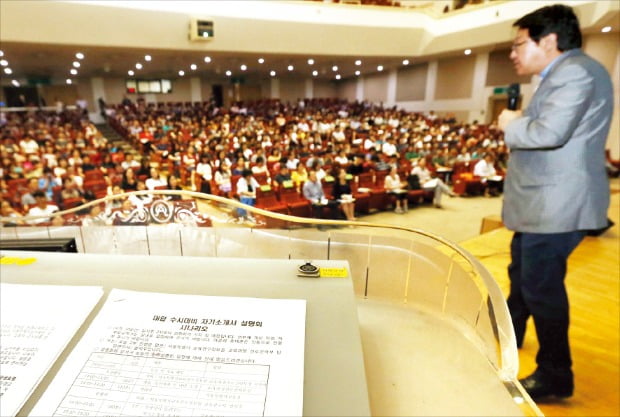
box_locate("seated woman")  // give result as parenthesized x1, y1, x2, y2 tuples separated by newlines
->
(167, 175, 184, 201)
(214, 165, 232, 198)
(332, 168, 356, 221)
(384, 166, 408, 213)
(121, 167, 138, 191)
(410, 158, 456, 208)
(291, 164, 308, 191)
(236, 169, 259, 222)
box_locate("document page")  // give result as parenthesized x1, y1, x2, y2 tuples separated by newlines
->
(30, 289, 307, 417)
(0, 283, 103, 417)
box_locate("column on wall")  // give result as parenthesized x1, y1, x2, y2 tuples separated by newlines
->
(386, 69, 398, 107)
(470, 52, 489, 123)
(425, 61, 437, 105)
(270, 77, 280, 99)
(190, 77, 202, 104)
(305, 78, 313, 99)
(355, 77, 364, 102)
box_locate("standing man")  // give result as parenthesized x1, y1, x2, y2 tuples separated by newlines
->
(498, 5, 613, 400)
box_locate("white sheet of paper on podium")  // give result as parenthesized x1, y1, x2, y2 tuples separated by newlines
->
(29, 289, 307, 417)
(0, 283, 104, 417)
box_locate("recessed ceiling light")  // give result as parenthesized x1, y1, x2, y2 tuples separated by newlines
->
(0, 50, 4, 57)
(145, 55, 152, 61)
(73, 61, 80, 68)
(128, 70, 134, 76)
(190, 64, 197, 70)
(66, 79, 72, 84)
(312, 70, 318, 77)
(4, 68, 12, 74)
(70, 69, 78, 75)
(179, 70, 185, 76)
(288, 65, 294, 71)
(204, 56, 212, 63)
(135, 63, 142, 69)
(75, 52, 84, 60)
(355, 70, 361, 76)
(11, 80, 19, 87)
(402, 59, 410, 65)
(0, 60, 7, 66)
(377, 65, 383, 71)
(258, 58, 265, 64)
(464, 49, 472, 55)
(225, 70, 232, 76)
(270, 70, 276, 77)
(602, 26, 612, 33)
(332, 65, 338, 72)
(335, 74, 341, 80)
(355, 60, 362, 66)
(240, 64, 247, 71)
(307, 59, 314, 65)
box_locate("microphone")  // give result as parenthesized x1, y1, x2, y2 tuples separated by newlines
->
(507, 83, 520, 110)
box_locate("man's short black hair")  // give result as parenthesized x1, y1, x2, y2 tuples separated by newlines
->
(33, 190, 46, 199)
(514, 4, 582, 52)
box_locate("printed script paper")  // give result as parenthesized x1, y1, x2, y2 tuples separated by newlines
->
(30, 289, 307, 417)
(0, 283, 103, 417)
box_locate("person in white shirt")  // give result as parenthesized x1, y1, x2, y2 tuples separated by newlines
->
(411, 158, 456, 208)
(474, 153, 503, 196)
(26, 191, 59, 224)
(236, 169, 260, 222)
(384, 166, 408, 213)
(196, 153, 213, 194)
(19, 136, 39, 155)
(145, 167, 167, 191)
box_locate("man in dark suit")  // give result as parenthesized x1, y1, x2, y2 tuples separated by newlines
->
(498, 4, 613, 400)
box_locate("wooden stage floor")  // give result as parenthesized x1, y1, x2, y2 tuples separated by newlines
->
(459, 185, 620, 416)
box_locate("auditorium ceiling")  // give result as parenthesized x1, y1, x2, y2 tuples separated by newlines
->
(0, 42, 432, 82)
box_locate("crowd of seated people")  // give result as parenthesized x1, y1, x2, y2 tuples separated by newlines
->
(1, 97, 513, 226)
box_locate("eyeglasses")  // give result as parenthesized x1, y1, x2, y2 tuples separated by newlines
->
(511, 40, 529, 51)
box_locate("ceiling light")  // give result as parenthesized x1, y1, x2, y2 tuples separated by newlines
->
(270, 70, 276, 77)
(178, 70, 185, 76)
(464, 49, 472, 55)
(307, 59, 314, 65)
(355, 60, 362, 66)
(355, 70, 361, 76)
(190, 64, 197, 70)
(135, 63, 142, 69)
(66, 79, 72, 84)
(288, 65, 294, 71)
(335, 74, 341, 80)
(332, 65, 338, 72)
(4, 68, 12, 74)
(602, 26, 612, 33)
(128, 70, 134, 76)
(11, 80, 20, 87)
(258, 58, 264, 64)
(204, 56, 211, 63)
(312, 70, 318, 77)
(0, 50, 3, 57)
(225, 70, 232, 76)
(70, 69, 78, 75)
(377, 65, 383, 71)
(145, 55, 152, 61)
(0, 59, 7, 66)
(73, 61, 81, 68)
(75, 52, 84, 60)
(240, 64, 247, 71)
(402, 59, 410, 65)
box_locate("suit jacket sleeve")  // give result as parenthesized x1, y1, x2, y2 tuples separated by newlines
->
(505, 63, 593, 150)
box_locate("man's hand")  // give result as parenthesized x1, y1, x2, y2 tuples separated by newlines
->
(498, 109, 522, 131)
